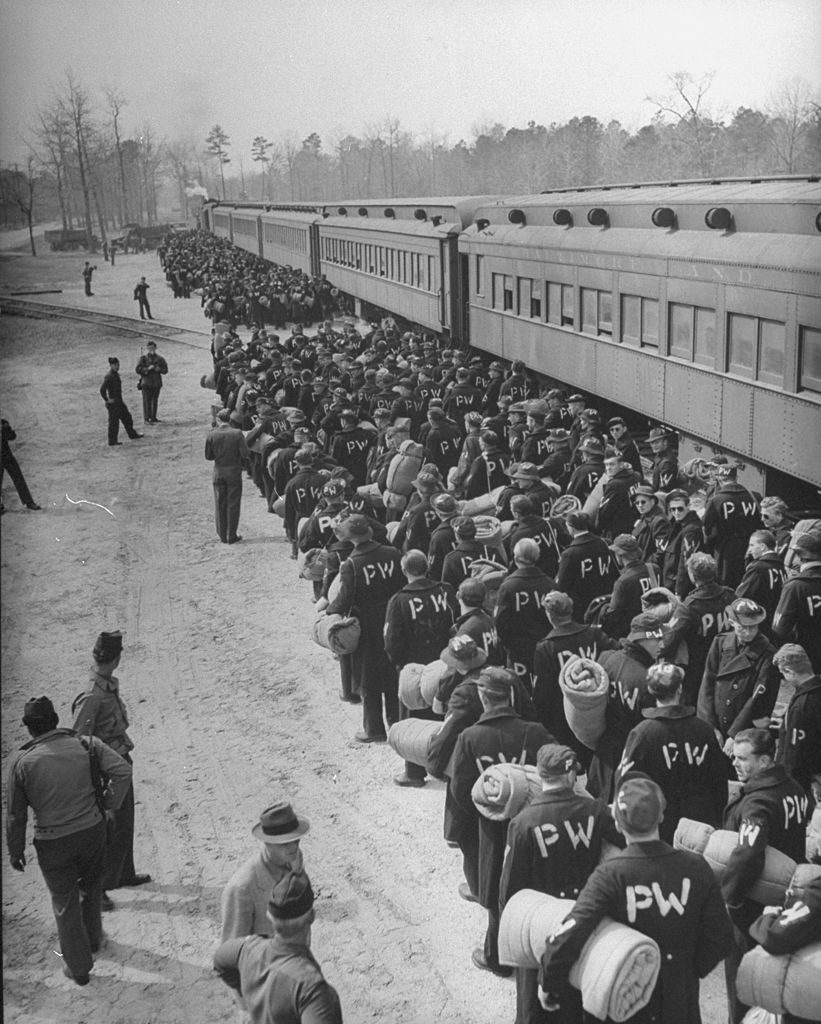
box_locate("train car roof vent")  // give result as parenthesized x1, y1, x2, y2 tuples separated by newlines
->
(587, 207, 609, 227)
(553, 208, 573, 226)
(431, 215, 443, 226)
(705, 207, 733, 230)
(384, 207, 395, 218)
(508, 209, 526, 225)
(651, 207, 677, 229)
(358, 207, 369, 217)
(337, 206, 347, 216)
(414, 208, 427, 220)
(475, 218, 490, 231)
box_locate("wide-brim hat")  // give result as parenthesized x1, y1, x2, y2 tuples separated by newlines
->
(726, 598, 767, 626)
(441, 635, 487, 671)
(512, 462, 542, 482)
(251, 801, 311, 844)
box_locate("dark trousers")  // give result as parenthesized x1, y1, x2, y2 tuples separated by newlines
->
(35, 819, 106, 978)
(213, 470, 242, 542)
(339, 653, 357, 701)
(107, 400, 138, 444)
(725, 922, 752, 1024)
(1, 452, 35, 506)
(141, 386, 160, 422)
(84, 280, 92, 296)
(138, 299, 152, 319)
(104, 768, 136, 889)
(514, 967, 584, 1024)
(354, 647, 397, 738)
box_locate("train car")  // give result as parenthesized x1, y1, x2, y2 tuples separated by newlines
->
(229, 207, 263, 259)
(210, 204, 233, 243)
(260, 206, 322, 277)
(317, 198, 496, 340)
(459, 177, 821, 496)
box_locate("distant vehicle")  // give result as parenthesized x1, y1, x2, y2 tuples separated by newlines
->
(44, 228, 99, 252)
(111, 223, 177, 252)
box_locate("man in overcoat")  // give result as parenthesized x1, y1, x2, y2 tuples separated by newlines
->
(703, 462, 762, 587)
(616, 663, 727, 842)
(735, 529, 787, 638)
(772, 530, 821, 672)
(697, 598, 780, 755)
(722, 728, 811, 1023)
(499, 744, 617, 1024)
(555, 511, 616, 622)
(539, 775, 734, 1024)
(771, 643, 821, 799)
(325, 514, 403, 742)
(449, 669, 553, 977)
(494, 538, 555, 686)
(205, 408, 249, 544)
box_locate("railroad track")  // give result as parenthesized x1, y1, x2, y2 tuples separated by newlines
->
(1, 297, 212, 349)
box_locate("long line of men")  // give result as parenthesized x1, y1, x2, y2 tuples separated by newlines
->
(196, 269, 821, 1022)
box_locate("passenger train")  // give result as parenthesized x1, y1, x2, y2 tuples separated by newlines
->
(201, 177, 821, 498)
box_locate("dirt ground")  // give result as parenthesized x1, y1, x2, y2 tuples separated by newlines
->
(0, 248, 726, 1024)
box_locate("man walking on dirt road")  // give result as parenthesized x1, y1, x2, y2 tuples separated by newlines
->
(134, 276, 153, 320)
(82, 261, 96, 296)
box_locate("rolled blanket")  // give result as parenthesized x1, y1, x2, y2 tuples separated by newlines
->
(471, 763, 543, 821)
(473, 514, 503, 547)
(398, 663, 427, 711)
(271, 496, 285, 518)
(737, 942, 821, 1017)
(311, 614, 361, 656)
(298, 548, 327, 582)
(420, 659, 449, 708)
(387, 718, 441, 766)
(673, 819, 797, 906)
(559, 656, 609, 750)
(461, 485, 505, 517)
(499, 889, 660, 1023)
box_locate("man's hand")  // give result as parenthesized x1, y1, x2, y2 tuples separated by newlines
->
(10, 854, 26, 872)
(723, 736, 735, 757)
(537, 986, 561, 1012)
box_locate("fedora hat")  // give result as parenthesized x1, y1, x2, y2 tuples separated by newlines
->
(512, 462, 542, 482)
(251, 801, 310, 844)
(440, 635, 487, 672)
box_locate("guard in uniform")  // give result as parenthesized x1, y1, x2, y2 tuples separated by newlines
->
(72, 630, 152, 909)
(135, 340, 168, 424)
(100, 357, 143, 447)
(539, 775, 734, 1024)
(499, 744, 618, 1024)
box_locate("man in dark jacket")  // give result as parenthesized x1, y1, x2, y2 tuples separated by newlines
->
(1, 418, 41, 512)
(697, 598, 780, 756)
(565, 436, 605, 502)
(205, 409, 248, 544)
(597, 451, 642, 540)
(616, 663, 727, 843)
(736, 529, 787, 638)
(503, 494, 564, 579)
(660, 490, 703, 597)
(556, 511, 616, 622)
(648, 426, 679, 492)
(772, 531, 821, 672)
(532, 591, 619, 761)
(606, 416, 642, 475)
(450, 669, 553, 976)
(134, 341, 168, 424)
(441, 517, 505, 591)
(772, 643, 821, 798)
(422, 407, 463, 477)
(494, 539, 555, 686)
(703, 463, 762, 587)
(450, 577, 504, 666)
(427, 492, 460, 580)
(631, 485, 673, 565)
(463, 430, 510, 499)
(500, 744, 618, 1024)
(660, 552, 737, 703)
(443, 367, 483, 420)
(325, 514, 403, 741)
(723, 728, 811, 1023)
(540, 775, 733, 1023)
(100, 357, 143, 447)
(328, 410, 374, 487)
(384, 550, 458, 787)
(594, 533, 656, 640)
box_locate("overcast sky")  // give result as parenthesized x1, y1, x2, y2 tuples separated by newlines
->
(1, 0, 819, 170)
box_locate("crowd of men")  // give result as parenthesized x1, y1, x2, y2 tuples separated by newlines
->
(7, 229, 820, 1023)
(185, 225, 821, 1022)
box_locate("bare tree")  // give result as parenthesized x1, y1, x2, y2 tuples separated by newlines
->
(33, 102, 73, 229)
(58, 70, 96, 247)
(205, 124, 231, 199)
(165, 138, 196, 220)
(104, 85, 131, 224)
(3, 157, 39, 254)
(647, 71, 719, 177)
(767, 77, 819, 172)
(280, 131, 300, 201)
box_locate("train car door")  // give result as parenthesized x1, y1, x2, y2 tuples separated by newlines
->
(457, 250, 470, 346)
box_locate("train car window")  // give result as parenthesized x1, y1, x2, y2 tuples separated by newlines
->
(642, 299, 659, 349)
(531, 280, 542, 319)
(758, 320, 785, 385)
(547, 282, 562, 325)
(504, 276, 514, 310)
(428, 256, 436, 293)
(799, 326, 821, 394)
(475, 256, 484, 296)
(669, 303, 694, 360)
(562, 285, 574, 326)
(693, 307, 716, 366)
(518, 278, 531, 317)
(581, 288, 611, 337)
(599, 293, 613, 336)
(728, 314, 756, 377)
(621, 295, 640, 345)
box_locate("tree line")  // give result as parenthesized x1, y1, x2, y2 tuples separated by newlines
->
(1, 70, 818, 255)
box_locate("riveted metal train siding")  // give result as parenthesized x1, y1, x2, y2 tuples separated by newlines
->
(460, 179, 821, 489)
